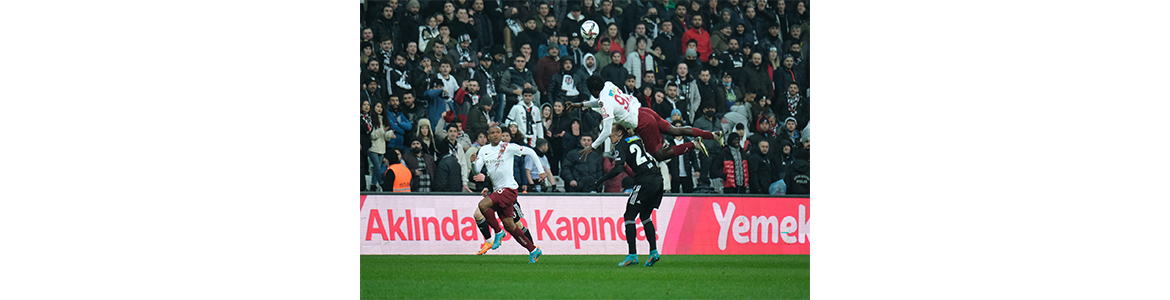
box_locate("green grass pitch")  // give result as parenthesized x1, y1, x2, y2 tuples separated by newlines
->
(361, 254, 809, 299)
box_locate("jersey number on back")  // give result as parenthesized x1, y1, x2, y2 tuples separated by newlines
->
(629, 144, 654, 166)
(614, 93, 635, 111)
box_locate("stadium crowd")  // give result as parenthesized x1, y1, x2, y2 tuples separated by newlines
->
(361, 0, 810, 195)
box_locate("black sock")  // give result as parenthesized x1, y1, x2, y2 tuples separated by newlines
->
(476, 218, 492, 240)
(523, 227, 534, 244)
(643, 220, 657, 252)
(625, 221, 637, 255)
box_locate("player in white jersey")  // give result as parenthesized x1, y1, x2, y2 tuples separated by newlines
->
(570, 75, 719, 161)
(469, 126, 547, 263)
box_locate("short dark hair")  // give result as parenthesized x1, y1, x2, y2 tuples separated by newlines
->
(535, 138, 548, 149)
(626, 74, 637, 80)
(586, 75, 606, 93)
(385, 147, 401, 163)
(446, 123, 460, 131)
(665, 82, 678, 89)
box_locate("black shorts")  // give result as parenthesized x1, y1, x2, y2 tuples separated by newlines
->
(626, 176, 664, 211)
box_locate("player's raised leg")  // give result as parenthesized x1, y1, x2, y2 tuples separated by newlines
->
(500, 213, 541, 263)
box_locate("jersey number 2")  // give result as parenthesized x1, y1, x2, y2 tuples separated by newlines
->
(629, 144, 653, 166)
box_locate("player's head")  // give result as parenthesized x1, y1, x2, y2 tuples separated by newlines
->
(586, 74, 606, 99)
(487, 126, 502, 145)
(610, 123, 630, 145)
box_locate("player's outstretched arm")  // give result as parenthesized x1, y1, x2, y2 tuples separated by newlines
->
(590, 116, 615, 150)
(593, 164, 623, 191)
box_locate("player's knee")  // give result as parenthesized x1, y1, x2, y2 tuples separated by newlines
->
(624, 210, 639, 221)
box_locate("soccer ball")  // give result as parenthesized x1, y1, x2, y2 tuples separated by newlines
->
(581, 20, 600, 40)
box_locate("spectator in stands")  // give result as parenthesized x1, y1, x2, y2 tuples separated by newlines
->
(746, 115, 779, 156)
(670, 109, 685, 124)
(654, 20, 681, 70)
(385, 95, 411, 149)
(693, 68, 715, 107)
(748, 139, 782, 195)
(525, 139, 554, 192)
(594, 39, 613, 68)
(650, 89, 672, 120)
(414, 119, 438, 156)
(667, 62, 702, 122)
(404, 139, 436, 192)
(625, 23, 652, 60)
(465, 95, 495, 142)
(365, 59, 389, 102)
(534, 46, 561, 97)
(436, 123, 469, 164)
(447, 34, 478, 80)
(387, 53, 414, 96)
(600, 50, 628, 84)
(548, 58, 588, 104)
(601, 151, 632, 193)
(399, 93, 426, 141)
(452, 79, 479, 129)
(410, 56, 434, 92)
(732, 21, 755, 52)
(711, 131, 749, 194)
(399, 1, 422, 48)
(594, 1, 623, 39)
(428, 40, 456, 69)
(371, 5, 400, 50)
(715, 71, 744, 113)
(361, 100, 374, 191)
(710, 23, 731, 55)
(433, 139, 464, 192)
(773, 54, 802, 101)
(640, 71, 657, 92)
(715, 37, 745, 78)
(369, 102, 390, 191)
(778, 81, 809, 132)
(507, 89, 543, 147)
(739, 52, 772, 100)
(780, 116, 801, 146)
(667, 120, 701, 193)
(382, 149, 413, 193)
(622, 74, 638, 95)
(624, 37, 656, 88)
(503, 55, 536, 114)
(692, 102, 722, 184)
(449, 8, 478, 46)
(420, 83, 452, 135)
(515, 17, 544, 55)
(362, 27, 375, 45)
(681, 15, 710, 62)
(562, 135, 604, 192)
(378, 38, 396, 71)
(419, 15, 440, 53)
(663, 84, 685, 119)
(361, 42, 374, 66)
(361, 77, 383, 107)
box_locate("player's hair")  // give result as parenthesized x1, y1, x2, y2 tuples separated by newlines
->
(586, 75, 606, 92)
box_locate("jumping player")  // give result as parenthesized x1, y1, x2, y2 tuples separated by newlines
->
(594, 124, 665, 266)
(469, 126, 548, 263)
(570, 75, 719, 161)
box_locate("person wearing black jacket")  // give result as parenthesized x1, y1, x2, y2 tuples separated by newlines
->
(599, 50, 629, 84)
(547, 58, 589, 104)
(361, 100, 375, 191)
(747, 139, 780, 194)
(371, 5, 401, 48)
(665, 123, 701, 193)
(561, 135, 604, 192)
(653, 20, 682, 71)
(433, 149, 463, 192)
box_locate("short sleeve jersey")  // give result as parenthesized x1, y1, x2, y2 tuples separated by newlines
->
(613, 135, 661, 183)
(476, 142, 526, 190)
(593, 82, 641, 129)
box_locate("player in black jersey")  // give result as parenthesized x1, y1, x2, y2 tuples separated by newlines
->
(593, 123, 664, 267)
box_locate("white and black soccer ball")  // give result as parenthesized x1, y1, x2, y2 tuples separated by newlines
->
(581, 20, 600, 40)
